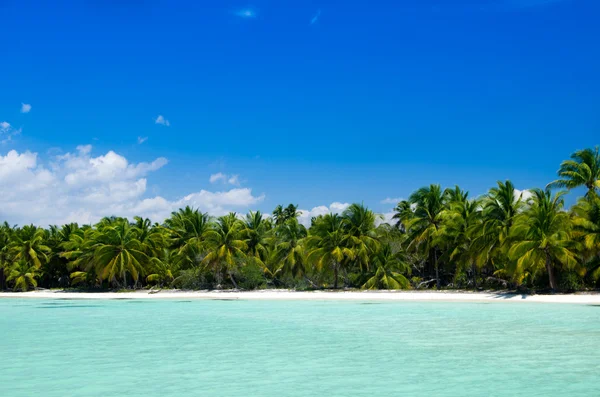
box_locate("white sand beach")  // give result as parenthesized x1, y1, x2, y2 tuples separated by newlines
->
(1, 289, 600, 304)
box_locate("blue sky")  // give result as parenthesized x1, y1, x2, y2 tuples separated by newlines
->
(0, 0, 599, 225)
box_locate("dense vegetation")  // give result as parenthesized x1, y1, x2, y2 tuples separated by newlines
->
(1, 147, 600, 292)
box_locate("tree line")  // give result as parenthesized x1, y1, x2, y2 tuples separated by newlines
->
(1, 147, 599, 292)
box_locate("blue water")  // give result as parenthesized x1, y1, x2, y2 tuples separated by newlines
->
(1, 299, 599, 396)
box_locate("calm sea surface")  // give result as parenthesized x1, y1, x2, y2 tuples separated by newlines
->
(1, 298, 599, 396)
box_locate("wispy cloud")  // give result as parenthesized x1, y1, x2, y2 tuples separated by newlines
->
(210, 172, 226, 183)
(137, 136, 148, 144)
(310, 9, 321, 24)
(0, 121, 22, 144)
(228, 175, 240, 185)
(155, 115, 170, 126)
(381, 197, 402, 205)
(210, 172, 241, 186)
(21, 103, 32, 113)
(235, 8, 257, 18)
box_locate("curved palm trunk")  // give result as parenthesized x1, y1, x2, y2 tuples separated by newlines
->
(122, 271, 127, 289)
(471, 263, 478, 289)
(229, 271, 239, 289)
(333, 262, 339, 289)
(434, 250, 440, 290)
(545, 253, 557, 291)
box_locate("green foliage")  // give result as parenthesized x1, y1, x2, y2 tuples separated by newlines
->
(2, 147, 600, 293)
(238, 262, 266, 290)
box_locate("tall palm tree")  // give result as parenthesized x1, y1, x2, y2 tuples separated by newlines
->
(407, 184, 446, 289)
(306, 213, 354, 289)
(361, 244, 411, 290)
(90, 220, 150, 288)
(165, 207, 211, 269)
(472, 180, 526, 278)
(272, 205, 285, 226)
(440, 197, 482, 287)
(242, 211, 271, 269)
(271, 218, 308, 280)
(392, 200, 413, 232)
(202, 213, 247, 288)
(548, 146, 600, 197)
(509, 189, 579, 290)
(343, 203, 380, 273)
(283, 204, 300, 222)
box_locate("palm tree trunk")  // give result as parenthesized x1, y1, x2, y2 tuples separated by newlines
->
(471, 263, 477, 289)
(545, 253, 557, 291)
(229, 272, 239, 289)
(434, 250, 440, 290)
(122, 271, 127, 289)
(333, 263, 339, 289)
(0, 267, 4, 290)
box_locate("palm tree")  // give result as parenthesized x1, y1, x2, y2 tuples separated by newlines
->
(146, 249, 175, 287)
(202, 213, 247, 288)
(548, 146, 600, 197)
(440, 197, 482, 287)
(8, 225, 51, 270)
(306, 213, 354, 289)
(509, 189, 579, 290)
(273, 204, 300, 225)
(60, 226, 102, 287)
(283, 204, 300, 222)
(343, 203, 380, 273)
(90, 220, 150, 288)
(472, 180, 526, 281)
(7, 259, 40, 291)
(362, 244, 411, 290)
(392, 200, 413, 232)
(271, 218, 308, 280)
(272, 205, 285, 226)
(407, 184, 446, 289)
(0, 222, 13, 290)
(571, 195, 600, 282)
(242, 211, 271, 269)
(134, 216, 166, 257)
(165, 207, 211, 269)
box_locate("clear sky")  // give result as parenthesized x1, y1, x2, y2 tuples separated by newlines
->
(0, 0, 599, 226)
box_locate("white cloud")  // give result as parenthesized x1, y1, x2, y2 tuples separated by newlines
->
(0, 121, 22, 144)
(228, 175, 240, 185)
(297, 202, 350, 227)
(210, 172, 240, 186)
(137, 136, 148, 144)
(235, 8, 257, 18)
(515, 189, 533, 202)
(0, 146, 265, 226)
(310, 9, 321, 24)
(155, 115, 170, 126)
(381, 197, 402, 205)
(209, 172, 226, 183)
(21, 103, 32, 113)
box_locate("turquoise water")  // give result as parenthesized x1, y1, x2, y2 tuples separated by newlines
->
(1, 299, 599, 396)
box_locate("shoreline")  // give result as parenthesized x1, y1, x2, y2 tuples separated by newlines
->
(1, 289, 600, 304)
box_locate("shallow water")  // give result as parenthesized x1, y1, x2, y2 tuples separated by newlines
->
(1, 299, 599, 396)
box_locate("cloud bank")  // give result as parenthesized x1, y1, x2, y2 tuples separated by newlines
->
(0, 146, 264, 226)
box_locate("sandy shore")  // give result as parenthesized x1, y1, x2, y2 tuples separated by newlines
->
(1, 289, 600, 304)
